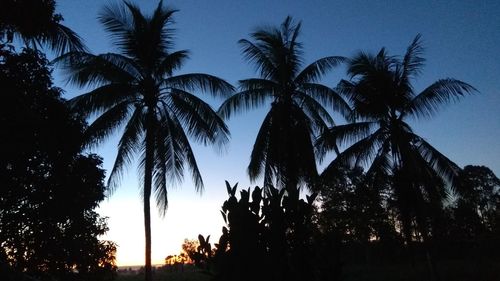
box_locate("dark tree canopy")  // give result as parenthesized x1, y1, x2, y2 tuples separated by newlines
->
(0, 48, 116, 281)
(0, 0, 86, 54)
(450, 165, 500, 239)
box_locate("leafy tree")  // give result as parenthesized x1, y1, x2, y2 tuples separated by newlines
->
(317, 34, 476, 246)
(451, 165, 500, 239)
(180, 239, 200, 263)
(318, 166, 397, 245)
(0, 48, 116, 281)
(0, 0, 86, 54)
(218, 16, 350, 190)
(55, 2, 234, 280)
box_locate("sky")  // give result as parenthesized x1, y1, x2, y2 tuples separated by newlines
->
(48, 0, 500, 266)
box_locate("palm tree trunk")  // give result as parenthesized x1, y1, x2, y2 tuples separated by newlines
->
(143, 119, 155, 281)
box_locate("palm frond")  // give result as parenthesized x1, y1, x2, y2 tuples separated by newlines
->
(98, 2, 134, 52)
(107, 107, 145, 193)
(217, 88, 274, 119)
(164, 73, 234, 98)
(152, 112, 184, 215)
(158, 50, 189, 76)
(248, 110, 273, 182)
(330, 128, 385, 171)
(150, 0, 177, 50)
(152, 132, 168, 215)
(296, 92, 334, 129)
(238, 38, 277, 80)
(68, 83, 136, 118)
(54, 52, 140, 87)
(282, 16, 303, 77)
(238, 78, 279, 91)
(169, 88, 230, 148)
(403, 79, 477, 119)
(295, 56, 346, 84)
(302, 83, 352, 119)
(365, 142, 392, 179)
(401, 34, 425, 80)
(167, 112, 204, 192)
(335, 79, 357, 104)
(83, 101, 132, 149)
(316, 121, 377, 158)
(44, 23, 87, 55)
(414, 136, 461, 190)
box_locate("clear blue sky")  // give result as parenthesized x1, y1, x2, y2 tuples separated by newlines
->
(51, 0, 500, 266)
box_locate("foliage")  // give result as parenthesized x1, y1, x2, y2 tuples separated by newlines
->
(0, 0, 86, 54)
(0, 48, 116, 281)
(317, 34, 476, 246)
(317, 166, 399, 244)
(178, 236, 213, 268)
(54, 2, 233, 281)
(219, 16, 349, 190)
(445, 165, 500, 240)
(201, 181, 320, 281)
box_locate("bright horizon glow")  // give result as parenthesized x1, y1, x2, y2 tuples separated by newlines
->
(98, 194, 224, 266)
(50, 0, 500, 267)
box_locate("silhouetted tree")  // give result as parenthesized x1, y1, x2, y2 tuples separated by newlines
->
(218, 16, 350, 190)
(0, 48, 116, 281)
(0, 0, 86, 54)
(318, 34, 476, 245)
(317, 35, 476, 280)
(450, 165, 500, 240)
(55, 2, 233, 281)
(318, 166, 397, 245)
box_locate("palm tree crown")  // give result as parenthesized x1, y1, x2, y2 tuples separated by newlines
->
(318, 34, 476, 238)
(55, 1, 234, 280)
(219, 16, 350, 190)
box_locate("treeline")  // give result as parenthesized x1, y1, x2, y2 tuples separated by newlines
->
(182, 166, 500, 280)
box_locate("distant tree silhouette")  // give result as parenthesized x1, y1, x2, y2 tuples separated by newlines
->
(452, 165, 500, 239)
(181, 239, 200, 263)
(318, 166, 397, 245)
(0, 0, 86, 54)
(0, 48, 116, 281)
(317, 35, 476, 279)
(55, 2, 233, 281)
(218, 16, 350, 191)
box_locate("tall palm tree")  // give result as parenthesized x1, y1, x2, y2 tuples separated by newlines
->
(219, 16, 350, 190)
(317, 34, 476, 246)
(55, 2, 233, 281)
(0, 0, 86, 54)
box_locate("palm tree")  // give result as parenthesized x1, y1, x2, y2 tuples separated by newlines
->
(317, 34, 476, 268)
(55, 2, 233, 281)
(219, 16, 350, 191)
(0, 0, 86, 54)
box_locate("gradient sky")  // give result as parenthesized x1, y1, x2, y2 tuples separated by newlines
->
(48, 0, 500, 266)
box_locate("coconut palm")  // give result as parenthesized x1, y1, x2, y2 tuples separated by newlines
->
(55, 2, 233, 281)
(317, 34, 476, 245)
(0, 0, 86, 54)
(219, 16, 350, 190)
